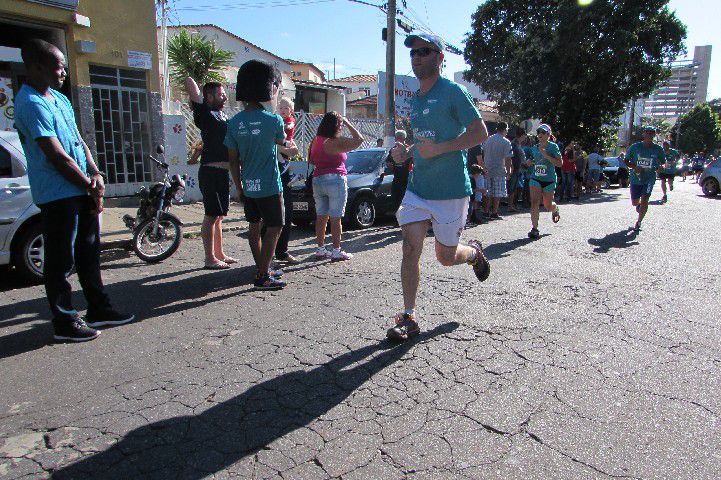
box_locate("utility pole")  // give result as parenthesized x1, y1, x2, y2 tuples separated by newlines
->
(627, 97, 636, 146)
(384, 0, 396, 146)
(159, 0, 170, 112)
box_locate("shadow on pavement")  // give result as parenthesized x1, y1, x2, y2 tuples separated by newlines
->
(52, 322, 459, 480)
(0, 267, 257, 360)
(484, 235, 549, 260)
(588, 228, 639, 254)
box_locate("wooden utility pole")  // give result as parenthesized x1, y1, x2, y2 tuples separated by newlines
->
(384, 0, 396, 145)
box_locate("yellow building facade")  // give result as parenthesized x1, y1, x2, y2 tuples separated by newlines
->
(0, 0, 164, 195)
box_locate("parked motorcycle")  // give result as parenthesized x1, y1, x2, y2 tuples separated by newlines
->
(122, 146, 186, 262)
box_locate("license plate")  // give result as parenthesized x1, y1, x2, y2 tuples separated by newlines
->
(293, 202, 309, 211)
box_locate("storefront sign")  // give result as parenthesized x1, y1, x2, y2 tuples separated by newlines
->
(377, 71, 420, 119)
(127, 51, 152, 70)
(27, 0, 79, 10)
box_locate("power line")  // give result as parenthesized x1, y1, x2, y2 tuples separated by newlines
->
(176, 0, 337, 12)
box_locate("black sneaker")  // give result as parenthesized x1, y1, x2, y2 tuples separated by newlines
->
(528, 228, 540, 240)
(276, 253, 301, 265)
(387, 313, 420, 341)
(54, 316, 101, 343)
(633, 221, 642, 233)
(670, 184, 674, 191)
(467, 240, 490, 282)
(662, 194, 668, 203)
(85, 309, 135, 328)
(490, 213, 501, 220)
(254, 274, 286, 291)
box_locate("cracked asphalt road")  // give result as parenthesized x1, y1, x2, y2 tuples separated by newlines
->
(1, 181, 719, 479)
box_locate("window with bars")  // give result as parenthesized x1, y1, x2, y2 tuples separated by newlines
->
(90, 65, 152, 184)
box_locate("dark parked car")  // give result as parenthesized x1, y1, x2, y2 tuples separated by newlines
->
(289, 148, 396, 229)
(602, 156, 630, 187)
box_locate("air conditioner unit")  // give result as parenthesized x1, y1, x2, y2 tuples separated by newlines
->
(27, 0, 79, 10)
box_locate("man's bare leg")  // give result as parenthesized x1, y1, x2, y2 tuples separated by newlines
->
(400, 220, 428, 311)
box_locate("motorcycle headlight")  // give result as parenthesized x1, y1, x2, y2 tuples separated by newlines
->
(173, 186, 186, 202)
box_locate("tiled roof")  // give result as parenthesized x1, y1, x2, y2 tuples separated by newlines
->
(331, 74, 377, 83)
(347, 95, 378, 106)
(164, 24, 287, 64)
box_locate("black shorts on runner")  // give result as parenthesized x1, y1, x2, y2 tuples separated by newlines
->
(198, 165, 230, 217)
(658, 173, 675, 180)
(244, 193, 285, 227)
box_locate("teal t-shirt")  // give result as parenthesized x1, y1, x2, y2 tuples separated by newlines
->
(407, 77, 481, 200)
(224, 109, 285, 198)
(627, 142, 664, 185)
(14, 85, 89, 205)
(529, 141, 561, 183)
(662, 148, 679, 174)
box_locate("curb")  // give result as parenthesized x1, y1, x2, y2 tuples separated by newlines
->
(100, 225, 245, 251)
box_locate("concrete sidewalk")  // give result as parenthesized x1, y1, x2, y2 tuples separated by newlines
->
(100, 200, 248, 247)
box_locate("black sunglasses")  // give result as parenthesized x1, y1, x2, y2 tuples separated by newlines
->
(410, 47, 440, 58)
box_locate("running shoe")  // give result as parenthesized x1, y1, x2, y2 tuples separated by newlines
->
(276, 253, 301, 265)
(387, 313, 420, 341)
(670, 184, 674, 191)
(331, 249, 353, 262)
(314, 247, 332, 259)
(54, 314, 101, 343)
(552, 205, 560, 223)
(85, 309, 135, 328)
(633, 221, 642, 233)
(528, 228, 540, 240)
(662, 194, 668, 203)
(254, 274, 286, 291)
(269, 266, 284, 278)
(467, 240, 490, 282)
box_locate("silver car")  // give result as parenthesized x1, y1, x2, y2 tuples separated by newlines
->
(0, 131, 43, 281)
(700, 157, 720, 197)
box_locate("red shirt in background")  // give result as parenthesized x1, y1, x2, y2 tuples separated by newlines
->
(561, 150, 576, 173)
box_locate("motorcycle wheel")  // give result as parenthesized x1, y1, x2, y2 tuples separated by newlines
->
(132, 217, 182, 263)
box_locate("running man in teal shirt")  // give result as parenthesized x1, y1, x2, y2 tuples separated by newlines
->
(387, 33, 490, 341)
(659, 141, 679, 203)
(625, 126, 664, 232)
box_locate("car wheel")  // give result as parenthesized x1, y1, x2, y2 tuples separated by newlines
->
(349, 197, 376, 229)
(702, 178, 719, 197)
(12, 223, 44, 283)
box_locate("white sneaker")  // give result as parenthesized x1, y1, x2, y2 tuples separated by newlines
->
(331, 249, 353, 262)
(315, 247, 332, 259)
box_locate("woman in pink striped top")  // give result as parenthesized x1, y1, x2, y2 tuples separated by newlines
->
(309, 112, 364, 261)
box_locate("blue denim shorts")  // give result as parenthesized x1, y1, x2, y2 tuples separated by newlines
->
(312, 174, 348, 218)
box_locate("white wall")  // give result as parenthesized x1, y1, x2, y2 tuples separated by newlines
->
(453, 72, 489, 101)
(327, 89, 346, 116)
(162, 114, 202, 202)
(327, 80, 378, 97)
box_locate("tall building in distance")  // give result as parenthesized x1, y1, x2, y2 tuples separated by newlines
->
(643, 45, 712, 119)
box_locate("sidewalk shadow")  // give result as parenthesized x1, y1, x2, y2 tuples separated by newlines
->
(588, 228, 639, 253)
(52, 322, 459, 480)
(0, 267, 255, 359)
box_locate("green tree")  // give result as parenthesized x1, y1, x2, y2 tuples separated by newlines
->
(167, 29, 234, 86)
(463, 0, 686, 149)
(673, 104, 721, 154)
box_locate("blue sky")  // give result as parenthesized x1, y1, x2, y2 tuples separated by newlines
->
(167, 0, 719, 100)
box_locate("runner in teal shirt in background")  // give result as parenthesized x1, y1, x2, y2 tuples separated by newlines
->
(625, 126, 664, 232)
(526, 124, 563, 239)
(659, 141, 679, 203)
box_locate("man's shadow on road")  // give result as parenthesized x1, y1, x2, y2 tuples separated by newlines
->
(51, 322, 459, 480)
(588, 228, 639, 254)
(483, 235, 549, 260)
(0, 267, 257, 359)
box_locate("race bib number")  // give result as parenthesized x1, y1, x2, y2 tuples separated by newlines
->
(637, 157, 653, 169)
(534, 165, 547, 177)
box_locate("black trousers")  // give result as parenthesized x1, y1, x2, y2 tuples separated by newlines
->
(39, 195, 110, 326)
(275, 170, 293, 257)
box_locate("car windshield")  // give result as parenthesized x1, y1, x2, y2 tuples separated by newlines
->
(345, 150, 385, 174)
(604, 157, 621, 168)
